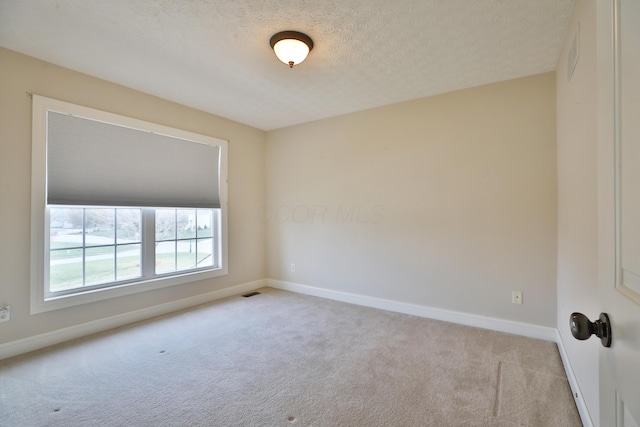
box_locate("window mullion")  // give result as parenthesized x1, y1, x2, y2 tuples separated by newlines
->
(174, 210, 178, 271)
(113, 208, 118, 281)
(82, 208, 87, 287)
(142, 208, 156, 278)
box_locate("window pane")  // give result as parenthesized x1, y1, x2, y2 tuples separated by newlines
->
(85, 246, 115, 286)
(197, 238, 213, 267)
(197, 209, 213, 238)
(50, 247, 82, 261)
(50, 207, 83, 249)
(49, 248, 83, 292)
(177, 239, 197, 270)
(116, 209, 141, 244)
(177, 209, 196, 239)
(48, 205, 220, 293)
(156, 209, 176, 241)
(85, 208, 115, 247)
(156, 241, 176, 274)
(117, 244, 141, 281)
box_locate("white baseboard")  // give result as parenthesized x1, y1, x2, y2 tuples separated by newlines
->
(267, 279, 557, 341)
(556, 330, 595, 427)
(0, 279, 266, 361)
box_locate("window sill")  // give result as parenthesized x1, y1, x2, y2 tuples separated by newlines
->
(31, 266, 228, 314)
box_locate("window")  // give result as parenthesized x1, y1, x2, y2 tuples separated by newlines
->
(31, 96, 228, 313)
(49, 207, 143, 293)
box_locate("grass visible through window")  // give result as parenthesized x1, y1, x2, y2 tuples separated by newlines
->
(49, 253, 210, 292)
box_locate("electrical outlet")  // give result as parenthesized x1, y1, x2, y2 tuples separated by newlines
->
(290, 263, 296, 272)
(512, 291, 523, 305)
(0, 306, 10, 322)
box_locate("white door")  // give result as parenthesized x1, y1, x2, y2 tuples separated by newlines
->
(597, 0, 640, 426)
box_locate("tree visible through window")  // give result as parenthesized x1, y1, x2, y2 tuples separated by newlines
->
(48, 207, 218, 295)
(154, 208, 215, 274)
(49, 207, 142, 292)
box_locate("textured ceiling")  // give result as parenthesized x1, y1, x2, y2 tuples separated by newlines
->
(0, 0, 574, 131)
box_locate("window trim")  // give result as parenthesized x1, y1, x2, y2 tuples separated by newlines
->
(30, 95, 228, 314)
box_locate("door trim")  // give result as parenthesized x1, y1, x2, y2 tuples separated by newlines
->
(613, 0, 640, 305)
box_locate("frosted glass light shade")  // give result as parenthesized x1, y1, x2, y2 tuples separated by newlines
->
(273, 39, 310, 67)
(270, 31, 314, 68)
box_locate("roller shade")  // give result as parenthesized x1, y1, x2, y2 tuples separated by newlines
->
(47, 111, 221, 208)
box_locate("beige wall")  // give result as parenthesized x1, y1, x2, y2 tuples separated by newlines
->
(0, 47, 559, 351)
(556, 0, 600, 423)
(266, 73, 558, 326)
(0, 48, 266, 344)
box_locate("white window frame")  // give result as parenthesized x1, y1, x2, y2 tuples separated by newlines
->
(30, 96, 228, 314)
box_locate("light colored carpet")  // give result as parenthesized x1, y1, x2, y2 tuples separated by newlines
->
(0, 288, 581, 426)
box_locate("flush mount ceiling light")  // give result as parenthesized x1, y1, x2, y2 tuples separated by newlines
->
(270, 31, 314, 68)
